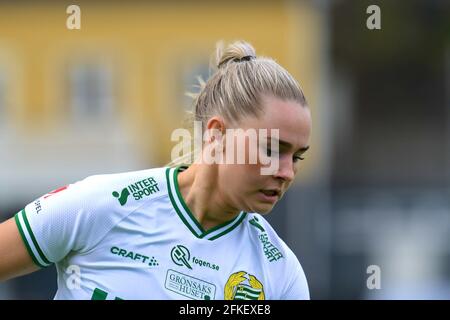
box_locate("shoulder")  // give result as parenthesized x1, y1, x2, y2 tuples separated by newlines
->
(244, 213, 309, 299)
(71, 166, 169, 209)
(26, 166, 169, 224)
(244, 213, 296, 263)
(80, 166, 167, 192)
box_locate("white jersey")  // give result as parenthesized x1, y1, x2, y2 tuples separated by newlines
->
(15, 166, 309, 300)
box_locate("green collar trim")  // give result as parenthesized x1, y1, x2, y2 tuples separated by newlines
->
(165, 166, 247, 240)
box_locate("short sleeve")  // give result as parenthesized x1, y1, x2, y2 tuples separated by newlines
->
(14, 175, 117, 267)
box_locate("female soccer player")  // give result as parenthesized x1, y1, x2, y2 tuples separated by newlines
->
(0, 40, 312, 300)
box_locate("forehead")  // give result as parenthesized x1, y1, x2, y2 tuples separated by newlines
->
(241, 95, 311, 148)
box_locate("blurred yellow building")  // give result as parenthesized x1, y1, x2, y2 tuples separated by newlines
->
(0, 1, 324, 204)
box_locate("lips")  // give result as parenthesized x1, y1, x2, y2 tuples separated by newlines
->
(260, 189, 280, 197)
(258, 189, 280, 204)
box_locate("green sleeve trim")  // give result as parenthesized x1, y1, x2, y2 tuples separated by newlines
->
(20, 209, 51, 265)
(14, 212, 46, 268)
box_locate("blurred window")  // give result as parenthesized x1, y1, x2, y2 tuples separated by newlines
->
(68, 62, 115, 123)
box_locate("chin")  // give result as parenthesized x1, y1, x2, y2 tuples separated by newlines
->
(249, 203, 274, 215)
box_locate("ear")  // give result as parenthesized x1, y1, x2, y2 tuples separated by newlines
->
(206, 116, 226, 132)
(205, 116, 226, 143)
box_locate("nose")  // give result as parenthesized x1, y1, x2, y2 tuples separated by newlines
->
(273, 155, 295, 182)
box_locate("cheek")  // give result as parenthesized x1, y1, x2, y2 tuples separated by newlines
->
(293, 163, 300, 175)
(221, 165, 248, 186)
(244, 164, 266, 189)
(225, 133, 261, 165)
(229, 165, 261, 191)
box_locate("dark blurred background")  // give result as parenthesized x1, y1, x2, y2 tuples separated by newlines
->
(0, 0, 449, 299)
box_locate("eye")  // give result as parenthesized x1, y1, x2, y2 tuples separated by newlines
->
(266, 148, 280, 158)
(293, 155, 305, 163)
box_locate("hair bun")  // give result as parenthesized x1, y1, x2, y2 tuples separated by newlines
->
(216, 40, 257, 69)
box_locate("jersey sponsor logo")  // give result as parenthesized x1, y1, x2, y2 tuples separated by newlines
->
(110, 246, 159, 266)
(249, 216, 265, 232)
(34, 185, 67, 214)
(224, 271, 265, 300)
(112, 177, 159, 206)
(165, 269, 216, 300)
(34, 199, 42, 214)
(249, 216, 284, 262)
(171, 245, 192, 269)
(258, 233, 283, 262)
(112, 188, 130, 206)
(171, 245, 220, 271)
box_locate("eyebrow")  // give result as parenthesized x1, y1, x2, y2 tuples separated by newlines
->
(272, 139, 310, 153)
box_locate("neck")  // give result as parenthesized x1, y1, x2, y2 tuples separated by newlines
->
(176, 163, 241, 231)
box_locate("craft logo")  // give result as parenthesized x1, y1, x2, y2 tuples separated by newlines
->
(110, 246, 159, 267)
